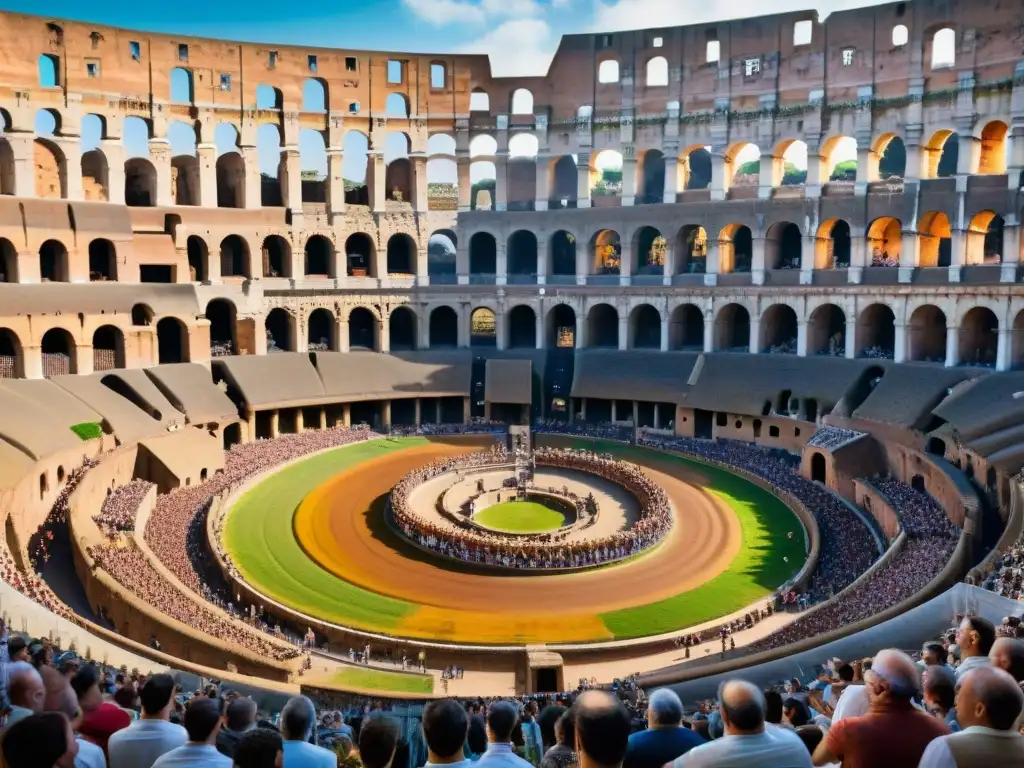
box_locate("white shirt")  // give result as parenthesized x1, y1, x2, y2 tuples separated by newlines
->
(673, 726, 812, 767)
(916, 725, 1023, 768)
(955, 655, 992, 680)
(108, 719, 188, 768)
(283, 739, 337, 768)
(830, 684, 869, 723)
(151, 744, 231, 768)
(76, 738, 107, 768)
(475, 742, 535, 768)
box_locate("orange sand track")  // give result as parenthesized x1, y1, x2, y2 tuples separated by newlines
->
(293, 443, 742, 639)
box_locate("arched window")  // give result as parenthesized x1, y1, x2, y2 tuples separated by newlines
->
(646, 57, 668, 87)
(598, 60, 619, 84)
(892, 24, 909, 47)
(170, 67, 193, 103)
(511, 89, 534, 115)
(38, 54, 59, 88)
(470, 90, 490, 112)
(931, 28, 956, 69)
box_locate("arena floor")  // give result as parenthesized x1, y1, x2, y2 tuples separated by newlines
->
(222, 436, 806, 645)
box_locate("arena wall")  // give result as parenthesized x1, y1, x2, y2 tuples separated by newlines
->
(852, 481, 902, 541)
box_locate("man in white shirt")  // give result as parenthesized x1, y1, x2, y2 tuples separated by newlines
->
(151, 697, 231, 768)
(280, 695, 336, 768)
(672, 681, 812, 767)
(917, 666, 1024, 767)
(954, 616, 995, 681)
(476, 700, 534, 768)
(420, 698, 472, 768)
(108, 674, 188, 768)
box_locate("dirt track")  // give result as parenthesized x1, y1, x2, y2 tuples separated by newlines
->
(295, 441, 741, 617)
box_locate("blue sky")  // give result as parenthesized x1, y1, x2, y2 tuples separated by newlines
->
(21, 0, 882, 180)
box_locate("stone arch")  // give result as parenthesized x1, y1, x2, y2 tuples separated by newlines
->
(546, 304, 577, 349)
(187, 236, 208, 282)
(669, 304, 703, 350)
(307, 308, 335, 352)
(299, 129, 328, 203)
(470, 307, 497, 348)
(959, 307, 998, 368)
(773, 139, 808, 187)
(0, 238, 16, 282)
(1012, 310, 1024, 369)
(857, 303, 896, 358)
(675, 225, 708, 275)
(681, 146, 711, 191)
(507, 230, 538, 278)
(302, 78, 329, 112)
(81, 147, 109, 201)
(386, 233, 416, 276)
(256, 84, 283, 110)
(761, 304, 798, 353)
(587, 304, 619, 348)
(873, 133, 906, 180)
(258, 123, 284, 206)
(169, 67, 193, 103)
(597, 59, 619, 83)
(978, 121, 1008, 175)
(629, 304, 661, 349)
(265, 308, 294, 352)
(216, 152, 245, 208)
(41, 327, 76, 376)
(724, 142, 760, 192)
(507, 305, 537, 349)
(389, 306, 417, 351)
(469, 89, 490, 112)
(590, 150, 623, 199)
(966, 210, 1004, 264)
(637, 149, 665, 204)
(811, 453, 826, 483)
(385, 150, 413, 204)
(124, 157, 157, 206)
(908, 305, 947, 362)
(547, 155, 577, 206)
(39, 239, 69, 282)
(815, 218, 851, 269)
(469, 232, 497, 276)
(925, 129, 958, 179)
(92, 325, 124, 371)
(807, 304, 846, 356)
(34, 137, 67, 199)
(549, 230, 577, 277)
(591, 229, 621, 275)
(220, 235, 250, 279)
(345, 233, 375, 277)
(261, 235, 291, 278)
(88, 238, 117, 281)
(385, 93, 410, 118)
(170, 156, 199, 206)
(508, 133, 539, 159)
(349, 307, 378, 350)
(427, 230, 456, 280)
(821, 135, 857, 182)
(918, 211, 952, 267)
(645, 56, 668, 87)
(0, 136, 14, 196)
(156, 317, 189, 363)
(867, 217, 902, 265)
(0, 327, 22, 378)
(765, 221, 802, 269)
(131, 303, 154, 327)
(511, 89, 533, 115)
(206, 298, 237, 356)
(714, 303, 750, 352)
(429, 306, 458, 348)
(718, 224, 752, 273)
(305, 235, 333, 277)
(633, 226, 665, 275)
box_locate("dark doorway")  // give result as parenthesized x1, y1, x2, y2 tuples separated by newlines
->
(534, 667, 558, 693)
(811, 453, 826, 483)
(694, 409, 713, 439)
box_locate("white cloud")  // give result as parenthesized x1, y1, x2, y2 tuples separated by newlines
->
(481, 0, 544, 18)
(401, 0, 486, 26)
(591, 0, 891, 33)
(460, 19, 556, 77)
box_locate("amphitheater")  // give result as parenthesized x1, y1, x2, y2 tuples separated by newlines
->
(0, 1, 1024, 708)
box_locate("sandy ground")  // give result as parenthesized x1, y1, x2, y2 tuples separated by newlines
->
(296, 442, 742, 617)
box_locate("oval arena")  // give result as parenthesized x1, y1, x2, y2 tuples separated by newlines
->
(0, 0, 1020, 729)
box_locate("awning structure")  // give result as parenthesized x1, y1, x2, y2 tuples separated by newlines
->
(485, 359, 532, 404)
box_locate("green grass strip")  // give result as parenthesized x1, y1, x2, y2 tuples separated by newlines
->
(223, 438, 427, 631)
(71, 422, 103, 441)
(320, 666, 434, 695)
(547, 440, 804, 638)
(474, 501, 567, 533)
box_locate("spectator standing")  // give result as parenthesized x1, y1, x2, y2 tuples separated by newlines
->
(2, 711, 79, 768)
(280, 695, 336, 768)
(956, 617, 996, 681)
(539, 709, 577, 768)
(922, 666, 960, 733)
(917, 666, 1024, 767)
(74, 663, 132, 757)
(814, 650, 948, 767)
(467, 715, 488, 761)
(6, 660, 45, 725)
(477, 700, 533, 768)
(538, 705, 566, 755)
(360, 716, 401, 768)
(151, 698, 230, 768)
(107, 674, 188, 768)
(921, 642, 956, 675)
(989, 638, 1024, 682)
(672, 681, 811, 767)
(217, 698, 257, 758)
(421, 699, 470, 768)
(623, 690, 703, 768)
(43, 667, 106, 768)
(232, 729, 283, 768)
(522, 701, 543, 765)
(572, 691, 631, 768)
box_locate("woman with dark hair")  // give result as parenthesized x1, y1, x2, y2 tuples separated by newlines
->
(538, 705, 566, 752)
(467, 715, 488, 760)
(539, 709, 577, 768)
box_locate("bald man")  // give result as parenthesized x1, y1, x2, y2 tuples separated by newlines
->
(917, 666, 1024, 767)
(989, 637, 1024, 683)
(43, 666, 107, 768)
(574, 690, 631, 768)
(814, 649, 948, 768)
(6, 660, 45, 725)
(671, 680, 810, 767)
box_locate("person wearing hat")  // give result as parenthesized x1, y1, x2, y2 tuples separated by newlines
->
(56, 651, 81, 678)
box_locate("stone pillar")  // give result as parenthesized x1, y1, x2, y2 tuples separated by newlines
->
(750, 237, 767, 285)
(749, 316, 762, 354)
(494, 153, 508, 211)
(536, 237, 548, 285)
(22, 345, 42, 379)
(435, 398, 442, 424)
(945, 325, 960, 368)
(580, 398, 587, 421)
(326, 148, 345, 215)
(797, 320, 808, 357)
(653, 404, 661, 430)
(56, 137, 83, 201)
(535, 312, 544, 350)
(662, 155, 679, 203)
(495, 309, 507, 351)
(948, 228, 968, 282)
(847, 229, 867, 284)
(414, 398, 421, 427)
(618, 316, 628, 351)
(101, 140, 126, 205)
(342, 403, 352, 428)
(197, 143, 217, 207)
(1001, 214, 1020, 283)
(370, 153, 386, 212)
(270, 410, 280, 438)
(632, 400, 639, 426)
(618, 239, 633, 287)
(855, 143, 874, 195)
(412, 155, 428, 213)
(709, 151, 727, 201)
(611, 401, 617, 422)
(660, 316, 669, 351)
(495, 241, 508, 286)
(462, 396, 471, 424)
(242, 146, 261, 209)
(295, 408, 304, 433)
(75, 345, 94, 376)
(337, 318, 350, 353)
(898, 229, 918, 284)
(283, 148, 302, 215)
(457, 305, 471, 348)
(576, 154, 591, 209)
(703, 316, 714, 353)
(757, 154, 776, 200)
(8, 133, 35, 197)
(535, 158, 550, 211)
(996, 328, 1012, 372)
(379, 316, 390, 354)
(804, 151, 823, 198)
(246, 410, 256, 441)
(320, 409, 327, 430)
(456, 154, 471, 211)
(150, 138, 174, 207)
(620, 156, 636, 207)
(382, 400, 391, 428)
(575, 313, 587, 348)
(704, 241, 719, 286)
(799, 236, 816, 285)
(893, 323, 907, 363)
(845, 320, 857, 359)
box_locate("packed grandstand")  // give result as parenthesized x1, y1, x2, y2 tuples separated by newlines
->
(2, 1, 1024, 766)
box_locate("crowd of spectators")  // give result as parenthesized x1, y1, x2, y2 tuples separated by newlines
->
(980, 538, 1024, 599)
(391, 446, 671, 570)
(390, 420, 507, 437)
(806, 426, 866, 451)
(534, 420, 635, 443)
(93, 480, 155, 535)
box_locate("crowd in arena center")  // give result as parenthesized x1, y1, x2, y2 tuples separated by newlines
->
(390, 446, 671, 570)
(4, 607, 1024, 767)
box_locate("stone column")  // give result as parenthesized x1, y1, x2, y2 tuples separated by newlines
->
(855, 142, 874, 195)
(101, 140, 126, 205)
(242, 146, 261, 209)
(197, 143, 217, 207)
(456, 154, 471, 211)
(996, 328, 1012, 372)
(617, 315, 628, 351)
(945, 325, 960, 368)
(150, 138, 174, 207)
(749, 316, 762, 354)
(282, 148, 302, 215)
(580, 398, 587, 421)
(270, 410, 280, 438)
(295, 408, 304, 433)
(847, 229, 867, 284)
(319, 409, 327, 430)
(535, 312, 544, 350)
(620, 156, 636, 207)
(370, 153, 386, 212)
(1001, 214, 1020, 283)
(326, 148, 345, 215)
(576, 153, 591, 208)
(804, 151, 823, 198)
(660, 316, 669, 351)
(653, 404, 661, 430)
(379, 316, 390, 354)
(845, 320, 857, 359)
(8, 133, 35, 197)
(414, 398, 421, 427)
(337, 317, 350, 353)
(757, 154, 776, 200)
(662, 155, 679, 203)
(495, 240, 508, 286)
(342, 403, 352, 428)
(799, 236, 816, 285)
(750, 237, 767, 285)
(382, 400, 392, 428)
(56, 137, 83, 201)
(535, 157, 550, 211)
(893, 323, 907, 363)
(704, 240, 719, 287)
(710, 152, 729, 201)
(618, 240, 633, 287)
(494, 153, 508, 211)
(611, 401, 617, 422)
(703, 314, 714, 352)
(632, 401, 639, 426)
(246, 410, 256, 441)
(495, 309, 507, 351)
(412, 155, 428, 213)
(462, 396, 471, 424)
(898, 229, 918, 284)
(797, 320, 808, 357)
(22, 346, 42, 379)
